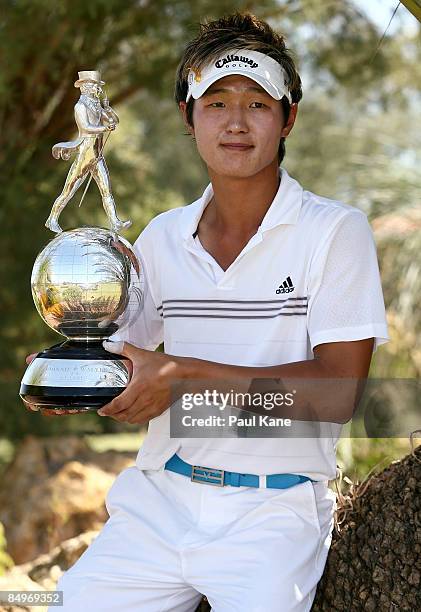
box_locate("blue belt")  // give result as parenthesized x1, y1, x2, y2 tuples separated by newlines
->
(164, 453, 315, 489)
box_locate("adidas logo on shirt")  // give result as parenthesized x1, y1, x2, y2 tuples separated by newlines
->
(276, 276, 294, 294)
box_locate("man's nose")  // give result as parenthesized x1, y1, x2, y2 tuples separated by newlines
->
(225, 109, 249, 133)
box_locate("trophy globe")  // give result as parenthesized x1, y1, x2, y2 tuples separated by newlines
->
(20, 228, 143, 411)
(19, 70, 143, 412)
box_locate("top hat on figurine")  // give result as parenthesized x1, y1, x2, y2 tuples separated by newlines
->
(74, 70, 105, 88)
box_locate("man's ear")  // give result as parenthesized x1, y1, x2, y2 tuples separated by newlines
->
(179, 101, 194, 136)
(281, 102, 298, 138)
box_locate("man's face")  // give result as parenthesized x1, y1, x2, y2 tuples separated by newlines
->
(182, 74, 295, 179)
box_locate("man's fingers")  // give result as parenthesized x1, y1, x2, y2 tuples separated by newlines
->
(124, 398, 157, 424)
(40, 408, 70, 417)
(23, 398, 99, 416)
(126, 360, 133, 378)
(25, 353, 38, 365)
(104, 391, 164, 424)
(23, 401, 40, 412)
(109, 403, 150, 425)
(102, 340, 147, 362)
(98, 383, 141, 416)
(23, 403, 66, 416)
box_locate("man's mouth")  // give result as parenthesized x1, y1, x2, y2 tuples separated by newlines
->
(220, 143, 254, 150)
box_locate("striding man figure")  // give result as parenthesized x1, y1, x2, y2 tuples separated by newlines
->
(45, 70, 131, 234)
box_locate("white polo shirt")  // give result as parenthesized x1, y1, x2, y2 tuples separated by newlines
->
(111, 167, 390, 481)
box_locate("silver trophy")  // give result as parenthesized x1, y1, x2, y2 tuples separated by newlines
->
(20, 71, 143, 412)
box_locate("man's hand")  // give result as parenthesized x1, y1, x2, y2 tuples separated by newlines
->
(98, 341, 185, 425)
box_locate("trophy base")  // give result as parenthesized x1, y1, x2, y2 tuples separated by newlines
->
(20, 387, 125, 412)
(20, 340, 131, 412)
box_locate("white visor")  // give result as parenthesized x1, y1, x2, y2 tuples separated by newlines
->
(186, 49, 292, 104)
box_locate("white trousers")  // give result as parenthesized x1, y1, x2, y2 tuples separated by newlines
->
(52, 465, 336, 612)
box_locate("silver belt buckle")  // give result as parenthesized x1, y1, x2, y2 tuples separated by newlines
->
(191, 464, 225, 487)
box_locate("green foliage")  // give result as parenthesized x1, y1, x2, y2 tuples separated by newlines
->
(0, 1, 419, 438)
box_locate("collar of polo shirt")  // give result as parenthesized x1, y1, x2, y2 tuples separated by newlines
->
(179, 167, 303, 242)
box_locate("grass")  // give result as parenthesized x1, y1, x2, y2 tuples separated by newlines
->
(84, 432, 146, 453)
(336, 436, 420, 485)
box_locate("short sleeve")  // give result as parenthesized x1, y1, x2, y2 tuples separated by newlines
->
(109, 228, 164, 351)
(307, 211, 390, 353)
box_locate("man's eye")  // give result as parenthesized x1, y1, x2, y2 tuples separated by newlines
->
(208, 102, 225, 107)
(250, 102, 266, 108)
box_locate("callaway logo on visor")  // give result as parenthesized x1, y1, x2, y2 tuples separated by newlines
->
(215, 54, 259, 69)
(186, 49, 292, 104)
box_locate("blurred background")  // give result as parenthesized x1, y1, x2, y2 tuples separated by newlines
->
(0, 0, 420, 576)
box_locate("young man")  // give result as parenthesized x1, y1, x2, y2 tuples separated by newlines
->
(50, 13, 389, 612)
